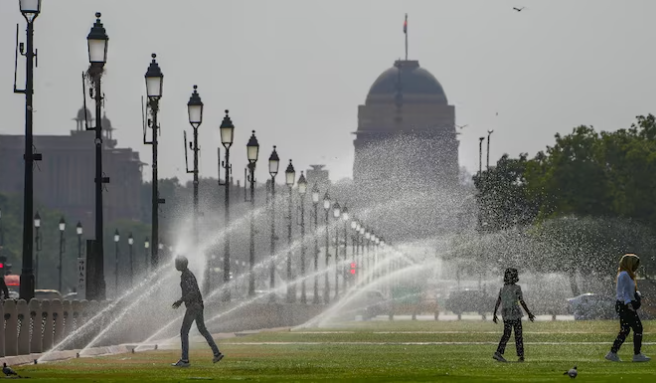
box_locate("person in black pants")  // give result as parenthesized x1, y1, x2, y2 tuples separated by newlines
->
(492, 268, 535, 363)
(171, 256, 224, 367)
(606, 254, 650, 362)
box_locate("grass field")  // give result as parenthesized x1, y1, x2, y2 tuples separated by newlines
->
(10, 320, 656, 382)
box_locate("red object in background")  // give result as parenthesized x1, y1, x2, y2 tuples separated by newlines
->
(350, 262, 356, 275)
(0, 263, 4, 269)
(5, 274, 19, 287)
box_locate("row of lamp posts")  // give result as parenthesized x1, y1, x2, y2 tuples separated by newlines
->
(12, 2, 389, 303)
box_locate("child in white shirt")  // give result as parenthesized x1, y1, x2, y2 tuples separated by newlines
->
(492, 268, 535, 362)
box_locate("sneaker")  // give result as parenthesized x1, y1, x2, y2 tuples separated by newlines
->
(212, 353, 225, 363)
(518, 357, 525, 363)
(172, 359, 190, 367)
(493, 352, 507, 362)
(605, 352, 622, 362)
(633, 354, 651, 362)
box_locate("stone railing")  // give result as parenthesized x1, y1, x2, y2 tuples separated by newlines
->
(0, 299, 110, 357)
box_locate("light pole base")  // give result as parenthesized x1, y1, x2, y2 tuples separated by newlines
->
(19, 274, 35, 301)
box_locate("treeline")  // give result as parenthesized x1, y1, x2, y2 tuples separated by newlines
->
(457, 115, 656, 293)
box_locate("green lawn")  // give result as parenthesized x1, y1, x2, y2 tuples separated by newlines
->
(11, 320, 656, 382)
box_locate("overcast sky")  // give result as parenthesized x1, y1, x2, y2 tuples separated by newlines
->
(1, 0, 655, 183)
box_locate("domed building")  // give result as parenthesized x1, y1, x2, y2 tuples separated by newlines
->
(352, 59, 460, 240)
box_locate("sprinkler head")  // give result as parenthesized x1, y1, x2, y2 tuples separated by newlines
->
(34, 359, 38, 364)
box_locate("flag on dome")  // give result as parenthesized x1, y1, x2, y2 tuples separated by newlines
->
(403, 14, 408, 34)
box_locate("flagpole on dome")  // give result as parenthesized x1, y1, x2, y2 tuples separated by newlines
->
(403, 13, 408, 61)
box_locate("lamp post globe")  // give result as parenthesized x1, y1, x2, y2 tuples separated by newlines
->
(19, 0, 42, 17)
(332, 202, 341, 219)
(268, 146, 280, 177)
(359, 226, 365, 236)
(76, 221, 83, 236)
(114, 229, 119, 243)
(351, 220, 357, 230)
(87, 12, 108, 65)
(34, 212, 41, 228)
(247, 131, 260, 164)
(187, 85, 203, 128)
(365, 230, 370, 240)
(128, 233, 134, 246)
(59, 217, 66, 232)
(145, 238, 150, 249)
(145, 53, 163, 100)
(342, 206, 349, 222)
(323, 192, 331, 211)
(220, 110, 235, 149)
(298, 172, 307, 195)
(285, 160, 295, 187)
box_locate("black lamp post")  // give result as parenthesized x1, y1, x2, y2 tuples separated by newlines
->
(246, 130, 259, 297)
(86, 12, 110, 302)
(332, 201, 341, 299)
(341, 207, 349, 293)
(268, 146, 279, 301)
(285, 160, 296, 303)
(114, 229, 119, 297)
(219, 110, 235, 302)
(144, 54, 165, 270)
(297, 172, 307, 304)
(186, 85, 203, 246)
(76, 221, 83, 262)
(144, 238, 150, 273)
(311, 183, 320, 304)
(351, 220, 359, 287)
(322, 192, 331, 304)
(365, 229, 371, 284)
(16, 0, 43, 302)
(58, 217, 66, 292)
(128, 233, 134, 288)
(34, 212, 41, 289)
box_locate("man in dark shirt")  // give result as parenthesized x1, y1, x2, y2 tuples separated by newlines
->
(172, 256, 224, 367)
(0, 275, 9, 299)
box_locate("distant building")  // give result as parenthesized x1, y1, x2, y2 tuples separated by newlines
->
(0, 107, 144, 234)
(352, 59, 461, 240)
(306, 165, 330, 190)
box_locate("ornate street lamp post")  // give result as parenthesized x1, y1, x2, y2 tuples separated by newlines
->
(16, 0, 43, 301)
(58, 217, 66, 292)
(268, 146, 280, 301)
(219, 110, 235, 302)
(297, 172, 307, 304)
(322, 192, 331, 304)
(86, 12, 110, 301)
(351, 219, 358, 288)
(144, 238, 150, 273)
(128, 233, 134, 288)
(114, 229, 119, 297)
(311, 183, 320, 304)
(144, 53, 165, 269)
(246, 130, 260, 297)
(332, 202, 341, 299)
(284, 160, 296, 303)
(76, 222, 83, 262)
(34, 212, 41, 289)
(341, 207, 349, 293)
(185, 85, 204, 291)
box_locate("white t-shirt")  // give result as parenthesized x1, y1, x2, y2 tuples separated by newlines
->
(499, 284, 524, 320)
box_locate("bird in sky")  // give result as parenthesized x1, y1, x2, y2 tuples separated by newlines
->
(513, 7, 525, 12)
(456, 124, 468, 130)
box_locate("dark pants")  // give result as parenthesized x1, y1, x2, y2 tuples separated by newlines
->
(497, 319, 524, 357)
(181, 304, 220, 361)
(611, 303, 643, 355)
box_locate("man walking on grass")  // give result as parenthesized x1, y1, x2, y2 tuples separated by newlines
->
(172, 255, 224, 367)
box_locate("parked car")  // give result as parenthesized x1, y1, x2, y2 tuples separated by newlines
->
(35, 289, 63, 300)
(336, 290, 390, 321)
(445, 289, 490, 317)
(567, 293, 616, 320)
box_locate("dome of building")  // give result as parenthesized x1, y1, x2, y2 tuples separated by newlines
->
(76, 106, 93, 121)
(102, 114, 113, 130)
(365, 60, 448, 105)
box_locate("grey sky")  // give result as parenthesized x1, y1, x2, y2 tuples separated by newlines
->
(1, 0, 655, 184)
